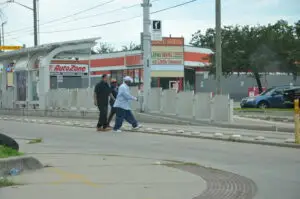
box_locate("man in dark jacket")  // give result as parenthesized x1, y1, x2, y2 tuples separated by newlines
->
(107, 79, 118, 127)
(94, 74, 115, 131)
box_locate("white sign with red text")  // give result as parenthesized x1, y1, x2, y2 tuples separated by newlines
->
(49, 64, 88, 74)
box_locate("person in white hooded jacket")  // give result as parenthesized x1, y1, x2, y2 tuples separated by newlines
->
(113, 76, 142, 132)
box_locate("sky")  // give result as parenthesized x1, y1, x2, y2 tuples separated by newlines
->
(0, 0, 299, 50)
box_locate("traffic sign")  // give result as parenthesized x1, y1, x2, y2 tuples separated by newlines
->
(151, 20, 162, 41)
(0, 46, 22, 50)
(152, 20, 161, 31)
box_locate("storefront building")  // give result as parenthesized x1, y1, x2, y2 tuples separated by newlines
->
(49, 59, 89, 89)
(88, 37, 213, 91)
(0, 38, 99, 109)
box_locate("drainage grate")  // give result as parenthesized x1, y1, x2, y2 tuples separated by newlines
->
(167, 164, 257, 199)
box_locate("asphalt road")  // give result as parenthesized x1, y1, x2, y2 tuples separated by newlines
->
(1, 120, 300, 199)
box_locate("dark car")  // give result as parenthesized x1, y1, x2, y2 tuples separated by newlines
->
(240, 85, 300, 108)
(283, 87, 300, 108)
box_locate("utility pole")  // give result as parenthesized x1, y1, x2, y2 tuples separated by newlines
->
(33, 0, 38, 46)
(141, 0, 151, 112)
(8, 0, 39, 46)
(215, 0, 222, 95)
(0, 27, 2, 47)
(1, 21, 6, 46)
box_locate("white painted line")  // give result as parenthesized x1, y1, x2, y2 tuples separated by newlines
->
(214, 133, 224, 138)
(229, 134, 242, 140)
(176, 130, 184, 134)
(285, 138, 295, 143)
(191, 132, 201, 135)
(255, 136, 265, 141)
(65, 121, 72, 125)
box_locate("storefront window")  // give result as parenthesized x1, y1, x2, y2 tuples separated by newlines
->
(151, 77, 159, 87)
(32, 81, 39, 101)
(16, 71, 27, 101)
(184, 68, 195, 91)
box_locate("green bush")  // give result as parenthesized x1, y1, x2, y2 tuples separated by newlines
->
(0, 145, 23, 158)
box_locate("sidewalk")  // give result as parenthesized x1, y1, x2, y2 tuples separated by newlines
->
(1, 153, 206, 199)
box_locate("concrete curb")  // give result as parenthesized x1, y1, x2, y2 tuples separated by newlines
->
(143, 113, 295, 133)
(129, 130, 300, 149)
(1, 116, 299, 149)
(239, 115, 294, 123)
(0, 156, 43, 177)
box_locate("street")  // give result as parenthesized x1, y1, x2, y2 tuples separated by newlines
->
(0, 120, 299, 199)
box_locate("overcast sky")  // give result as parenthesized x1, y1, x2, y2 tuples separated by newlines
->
(0, 0, 299, 49)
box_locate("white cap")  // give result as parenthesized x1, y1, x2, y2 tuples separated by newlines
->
(123, 76, 133, 82)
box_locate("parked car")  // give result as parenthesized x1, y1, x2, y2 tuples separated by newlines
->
(282, 87, 300, 108)
(240, 85, 300, 108)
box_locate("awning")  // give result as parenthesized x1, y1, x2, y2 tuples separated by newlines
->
(14, 58, 29, 71)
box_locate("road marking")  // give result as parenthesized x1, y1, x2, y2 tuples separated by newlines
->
(49, 168, 99, 188)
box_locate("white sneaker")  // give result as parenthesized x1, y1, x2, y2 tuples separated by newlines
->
(113, 129, 122, 133)
(132, 124, 143, 130)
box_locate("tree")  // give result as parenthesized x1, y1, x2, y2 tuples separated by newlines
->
(190, 20, 300, 93)
(121, 42, 141, 51)
(93, 42, 115, 54)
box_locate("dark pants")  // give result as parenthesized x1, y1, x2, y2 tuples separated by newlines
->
(97, 105, 108, 129)
(113, 108, 138, 130)
(107, 106, 117, 125)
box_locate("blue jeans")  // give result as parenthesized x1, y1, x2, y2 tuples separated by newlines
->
(113, 108, 138, 130)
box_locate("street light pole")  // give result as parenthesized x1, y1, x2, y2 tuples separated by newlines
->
(215, 0, 222, 95)
(141, 0, 152, 112)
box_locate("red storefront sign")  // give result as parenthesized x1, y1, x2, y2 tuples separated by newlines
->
(152, 37, 184, 46)
(49, 64, 88, 73)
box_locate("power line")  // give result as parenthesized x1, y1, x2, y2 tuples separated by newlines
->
(41, 0, 115, 25)
(6, 0, 115, 34)
(152, 0, 197, 14)
(6, 0, 196, 39)
(50, 0, 161, 27)
(6, 0, 160, 36)
(39, 0, 198, 34)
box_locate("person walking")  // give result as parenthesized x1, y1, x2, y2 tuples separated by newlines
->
(93, 74, 115, 131)
(107, 79, 118, 127)
(113, 76, 142, 132)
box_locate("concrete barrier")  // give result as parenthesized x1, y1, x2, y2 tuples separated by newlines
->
(211, 95, 231, 122)
(148, 88, 162, 112)
(194, 93, 211, 121)
(0, 156, 43, 176)
(161, 89, 177, 115)
(1, 87, 233, 123)
(176, 91, 194, 119)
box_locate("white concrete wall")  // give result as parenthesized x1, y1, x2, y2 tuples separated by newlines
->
(176, 91, 194, 119)
(194, 93, 212, 121)
(148, 88, 162, 112)
(161, 89, 177, 115)
(211, 95, 231, 122)
(0, 89, 14, 109)
(9, 88, 233, 123)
